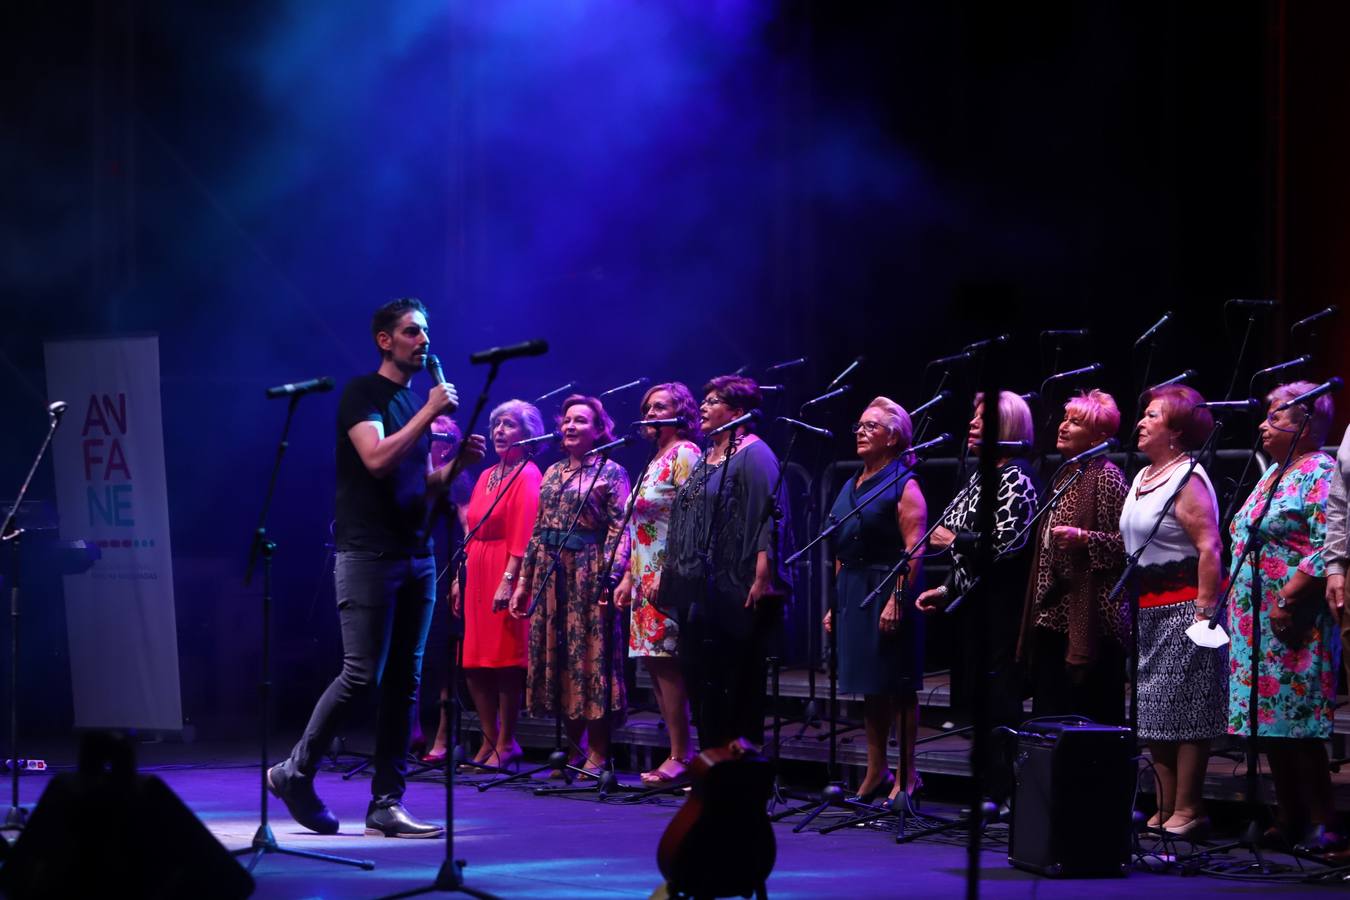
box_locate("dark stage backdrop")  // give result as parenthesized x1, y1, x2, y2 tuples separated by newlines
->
(2, 2, 1346, 738)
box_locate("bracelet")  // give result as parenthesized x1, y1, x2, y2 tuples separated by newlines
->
(934, 585, 949, 598)
(502, 572, 516, 582)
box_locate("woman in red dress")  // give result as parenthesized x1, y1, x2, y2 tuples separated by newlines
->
(424, 400, 543, 768)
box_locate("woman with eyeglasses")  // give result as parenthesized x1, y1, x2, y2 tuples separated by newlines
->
(822, 397, 928, 805)
(658, 375, 793, 750)
(613, 382, 702, 783)
(1224, 382, 1340, 854)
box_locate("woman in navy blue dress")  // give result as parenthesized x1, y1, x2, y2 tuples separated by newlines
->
(824, 397, 928, 805)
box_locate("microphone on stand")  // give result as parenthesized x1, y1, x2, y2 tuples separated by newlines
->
(759, 384, 785, 394)
(1251, 355, 1311, 381)
(511, 431, 562, 447)
(910, 390, 950, 419)
(1019, 391, 1040, 405)
(776, 416, 832, 439)
(1041, 362, 1103, 393)
(266, 376, 335, 399)
(927, 350, 973, 368)
(468, 339, 548, 365)
(1291, 305, 1338, 333)
(1134, 311, 1173, 348)
(1065, 437, 1119, 465)
(587, 435, 635, 456)
(1273, 377, 1343, 412)
(996, 440, 1034, 454)
(825, 356, 864, 391)
(633, 417, 684, 428)
(533, 382, 575, 404)
(707, 410, 760, 437)
(800, 385, 851, 410)
(1040, 329, 1089, 339)
(1196, 398, 1262, 413)
(908, 433, 951, 457)
(765, 357, 808, 373)
(1226, 298, 1278, 309)
(964, 334, 1010, 353)
(599, 377, 650, 399)
(47, 401, 68, 420)
(1148, 369, 1197, 391)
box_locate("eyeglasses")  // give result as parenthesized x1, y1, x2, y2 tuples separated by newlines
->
(700, 396, 727, 409)
(851, 421, 887, 435)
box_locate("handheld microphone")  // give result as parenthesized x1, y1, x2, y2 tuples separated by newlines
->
(1040, 329, 1089, 339)
(826, 356, 864, 391)
(633, 417, 683, 428)
(777, 416, 832, 439)
(964, 334, 1010, 352)
(468, 339, 548, 365)
(1149, 369, 1197, 390)
(800, 385, 850, 410)
(1134, 311, 1173, 347)
(1042, 363, 1103, 385)
(1273, 377, 1343, 412)
(765, 357, 807, 373)
(910, 390, 950, 418)
(1252, 355, 1311, 380)
(908, 433, 951, 456)
(707, 410, 760, 437)
(996, 440, 1034, 453)
(511, 431, 561, 447)
(1196, 398, 1261, 412)
(1066, 437, 1119, 465)
(533, 382, 575, 404)
(425, 354, 447, 386)
(599, 377, 650, 398)
(1227, 298, 1278, 309)
(266, 376, 335, 399)
(1291, 305, 1338, 332)
(587, 435, 635, 456)
(47, 400, 68, 419)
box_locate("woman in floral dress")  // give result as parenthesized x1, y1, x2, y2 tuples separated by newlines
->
(511, 395, 630, 773)
(1226, 381, 1341, 853)
(614, 382, 702, 784)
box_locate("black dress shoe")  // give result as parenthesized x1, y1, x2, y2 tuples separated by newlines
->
(365, 801, 444, 839)
(1293, 825, 1348, 857)
(267, 763, 339, 835)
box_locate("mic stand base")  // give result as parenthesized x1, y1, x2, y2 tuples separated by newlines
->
(235, 824, 375, 873)
(377, 858, 500, 900)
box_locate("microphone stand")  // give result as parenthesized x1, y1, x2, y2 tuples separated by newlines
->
(477, 455, 609, 792)
(382, 357, 513, 900)
(234, 395, 373, 874)
(1123, 332, 1159, 479)
(0, 405, 65, 836)
(1200, 412, 1310, 875)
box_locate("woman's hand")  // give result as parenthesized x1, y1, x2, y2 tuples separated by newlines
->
(1269, 591, 1299, 641)
(491, 579, 512, 613)
(929, 526, 956, 550)
(613, 574, 633, 610)
(509, 585, 529, 619)
(745, 576, 776, 609)
(1050, 525, 1089, 551)
(822, 609, 833, 634)
(450, 580, 462, 617)
(1328, 573, 1346, 622)
(915, 586, 948, 615)
(880, 595, 903, 633)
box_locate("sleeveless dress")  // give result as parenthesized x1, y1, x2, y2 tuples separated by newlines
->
(829, 460, 924, 695)
(1119, 461, 1227, 741)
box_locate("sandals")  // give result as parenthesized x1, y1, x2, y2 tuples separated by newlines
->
(640, 756, 692, 785)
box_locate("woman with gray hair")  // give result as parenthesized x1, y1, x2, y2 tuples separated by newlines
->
(1225, 381, 1340, 854)
(423, 399, 544, 768)
(822, 397, 928, 805)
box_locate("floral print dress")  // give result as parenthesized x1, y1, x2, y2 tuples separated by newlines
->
(1226, 454, 1337, 739)
(626, 440, 701, 658)
(519, 457, 631, 721)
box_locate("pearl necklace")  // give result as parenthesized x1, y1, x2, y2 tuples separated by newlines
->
(1136, 452, 1188, 497)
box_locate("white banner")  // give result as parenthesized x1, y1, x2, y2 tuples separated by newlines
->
(43, 336, 183, 731)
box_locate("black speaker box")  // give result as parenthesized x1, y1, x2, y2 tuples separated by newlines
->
(0, 733, 253, 899)
(1008, 721, 1135, 877)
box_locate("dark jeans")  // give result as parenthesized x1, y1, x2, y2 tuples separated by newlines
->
(283, 550, 436, 805)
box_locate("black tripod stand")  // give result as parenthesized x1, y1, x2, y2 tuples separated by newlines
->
(233, 394, 373, 873)
(0, 401, 67, 839)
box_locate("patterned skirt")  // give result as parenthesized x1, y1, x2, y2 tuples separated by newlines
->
(1137, 601, 1228, 741)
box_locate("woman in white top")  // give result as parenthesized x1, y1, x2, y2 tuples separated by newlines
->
(1120, 384, 1224, 839)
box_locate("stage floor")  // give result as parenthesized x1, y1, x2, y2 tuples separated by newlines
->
(4, 740, 1345, 898)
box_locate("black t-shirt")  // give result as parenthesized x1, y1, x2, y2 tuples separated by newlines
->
(334, 373, 432, 556)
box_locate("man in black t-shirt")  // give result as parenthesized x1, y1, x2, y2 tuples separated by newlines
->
(268, 298, 485, 839)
